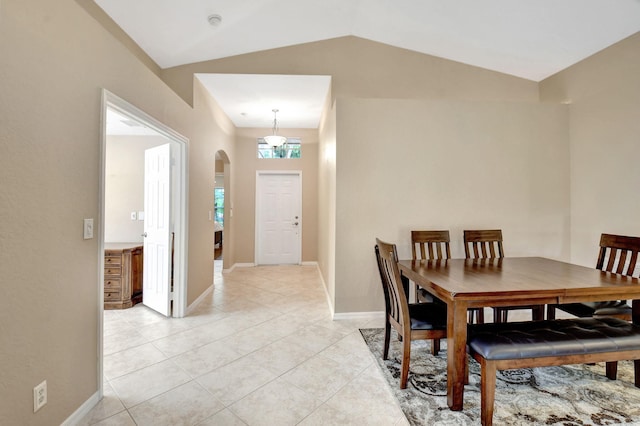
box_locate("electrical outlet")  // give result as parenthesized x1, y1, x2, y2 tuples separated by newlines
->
(33, 380, 47, 412)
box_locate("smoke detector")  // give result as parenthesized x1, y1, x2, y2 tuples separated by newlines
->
(207, 14, 222, 27)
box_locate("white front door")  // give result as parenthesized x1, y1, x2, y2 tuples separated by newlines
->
(142, 144, 172, 316)
(256, 172, 302, 265)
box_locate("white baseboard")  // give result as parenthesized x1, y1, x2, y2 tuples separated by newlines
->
(224, 262, 255, 273)
(313, 264, 335, 317)
(333, 311, 385, 321)
(61, 390, 101, 426)
(186, 283, 214, 315)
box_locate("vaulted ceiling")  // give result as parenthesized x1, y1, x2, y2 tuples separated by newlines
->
(95, 0, 640, 128)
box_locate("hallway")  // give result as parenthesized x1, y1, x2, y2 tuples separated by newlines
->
(80, 264, 407, 425)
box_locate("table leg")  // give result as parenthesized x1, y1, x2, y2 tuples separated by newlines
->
(633, 299, 640, 325)
(447, 301, 468, 410)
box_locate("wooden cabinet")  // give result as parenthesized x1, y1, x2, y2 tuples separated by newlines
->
(104, 243, 143, 309)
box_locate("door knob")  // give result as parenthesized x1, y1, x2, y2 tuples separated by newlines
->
(141, 232, 148, 237)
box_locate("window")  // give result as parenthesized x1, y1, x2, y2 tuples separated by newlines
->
(214, 188, 224, 225)
(257, 138, 301, 159)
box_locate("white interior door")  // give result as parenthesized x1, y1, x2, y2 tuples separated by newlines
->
(256, 172, 301, 265)
(143, 143, 172, 316)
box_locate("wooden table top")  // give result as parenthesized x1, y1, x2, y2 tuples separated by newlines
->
(398, 256, 640, 305)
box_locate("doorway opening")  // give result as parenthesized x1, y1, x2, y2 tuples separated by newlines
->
(98, 89, 189, 394)
(214, 150, 230, 274)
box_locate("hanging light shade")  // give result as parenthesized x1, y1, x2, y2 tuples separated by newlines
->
(264, 109, 287, 147)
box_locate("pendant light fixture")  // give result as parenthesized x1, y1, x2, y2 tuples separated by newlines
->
(264, 109, 287, 147)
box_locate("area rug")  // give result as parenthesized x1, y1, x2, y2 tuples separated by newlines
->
(359, 328, 640, 425)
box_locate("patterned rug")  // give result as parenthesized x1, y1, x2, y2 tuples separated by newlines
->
(359, 328, 640, 425)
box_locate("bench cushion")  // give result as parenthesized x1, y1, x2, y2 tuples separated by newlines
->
(468, 317, 640, 361)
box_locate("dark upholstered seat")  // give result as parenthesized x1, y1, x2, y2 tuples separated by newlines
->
(408, 303, 447, 330)
(550, 301, 631, 319)
(469, 317, 640, 360)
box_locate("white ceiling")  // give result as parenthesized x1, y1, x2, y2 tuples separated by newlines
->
(195, 74, 331, 128)
(95, 0, 640, 129)
(106, 109, 159, 136)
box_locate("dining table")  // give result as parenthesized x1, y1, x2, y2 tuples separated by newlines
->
(397, 256, 640, 411)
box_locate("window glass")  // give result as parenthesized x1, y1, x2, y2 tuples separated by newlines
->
(214, 188, 224, 225)
(257, 138, 301, 158)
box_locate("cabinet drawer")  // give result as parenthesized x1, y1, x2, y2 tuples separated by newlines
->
(104, 290, 121, 301)
(104, 278, 121, 290)
(104, 255, 122, 266)
(104, 266, 122, 277)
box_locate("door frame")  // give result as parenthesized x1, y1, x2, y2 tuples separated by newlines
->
(98, 89, 189, 392)
(255, 170, 302, 265)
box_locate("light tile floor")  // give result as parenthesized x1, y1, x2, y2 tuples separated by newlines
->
(80, 262, 408, 426)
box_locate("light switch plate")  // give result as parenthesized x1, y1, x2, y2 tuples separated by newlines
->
(83, 218, 94, 240)
(130, 211, 137, 220)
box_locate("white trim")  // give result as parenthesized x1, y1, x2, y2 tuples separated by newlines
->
(311, 262, 335, 318)
(301, 261, 318, 266)
(61, 391, 101, 426)
(186, 283, 214, 315)
(225, 262, 256, 273)
(333, 311, 385, 321)
(98, 89, 190, 415)
(102, 90, 190, 319)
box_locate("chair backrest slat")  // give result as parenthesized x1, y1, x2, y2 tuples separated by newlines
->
(411, 230, 451, 261)
(629, 251, 638, 276)
(464, 230, 504, 260)
(597, 233, 640, 277)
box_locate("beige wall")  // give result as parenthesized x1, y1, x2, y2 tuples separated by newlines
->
(233, 129, 319, 264)
(539, 32, 640, 267)
(161, 36, 542, 315)
(334, 98, 570, 312)
(105, 135, 168, 243)
(185, 81, 236, 304)
(162, 36, 540, 107)
(0, 0, 234, 423)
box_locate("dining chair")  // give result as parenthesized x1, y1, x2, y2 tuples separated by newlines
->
(463, 229, 544, 323)
(411, 230, 451, 303)
(547, 233, 637, 321)
(375, 239, 448, 389)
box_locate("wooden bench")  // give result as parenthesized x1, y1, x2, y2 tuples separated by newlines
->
(467, 317, 640, 426)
